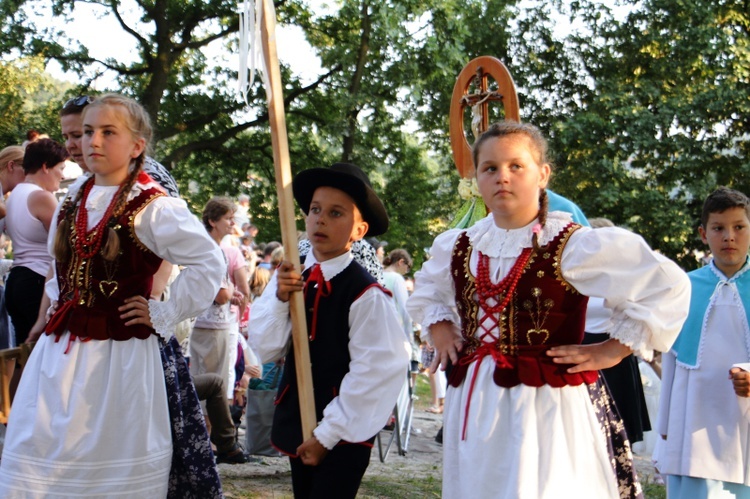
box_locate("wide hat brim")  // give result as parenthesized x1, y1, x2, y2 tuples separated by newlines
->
(293, 163, 389, 237)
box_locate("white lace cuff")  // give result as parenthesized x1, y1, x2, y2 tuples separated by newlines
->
(610, 317, 653, 361)
(149, 300, 177, 341)
(419, 306, 460, 346)
(313, 423, 338, 451)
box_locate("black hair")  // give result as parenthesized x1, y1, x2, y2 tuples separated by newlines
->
(701, 187, 750, 227)
(23, 138, 69, 174)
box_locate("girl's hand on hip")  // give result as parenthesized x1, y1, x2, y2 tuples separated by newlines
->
(430, 320, 463, 373)
(119, 295, 153, 328)
(547, 338, 631, 373)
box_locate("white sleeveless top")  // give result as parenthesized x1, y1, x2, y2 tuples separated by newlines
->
(5, 182, 52, 276)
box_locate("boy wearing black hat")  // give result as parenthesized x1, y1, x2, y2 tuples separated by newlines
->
(248, 163, 410, 498)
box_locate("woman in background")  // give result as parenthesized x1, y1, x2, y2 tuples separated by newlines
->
(4, 138, 67, 344)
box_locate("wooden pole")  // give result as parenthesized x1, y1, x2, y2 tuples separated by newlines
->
(259, 0, 317, 440)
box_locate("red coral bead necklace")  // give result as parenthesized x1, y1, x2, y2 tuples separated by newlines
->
(476, 247, 532, 315)
(73, 177, 126, 259)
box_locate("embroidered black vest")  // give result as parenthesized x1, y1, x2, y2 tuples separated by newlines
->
(271, 259, 385, 455)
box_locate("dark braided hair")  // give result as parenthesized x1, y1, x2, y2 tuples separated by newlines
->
(472, 121, 552, 251)
(532, 189, 549, 252)
(54, 94, 152, 262)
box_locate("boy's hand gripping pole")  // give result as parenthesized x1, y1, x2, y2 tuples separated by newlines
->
(260, 0, 317, 440)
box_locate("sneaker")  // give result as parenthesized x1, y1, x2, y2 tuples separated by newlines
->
(216, 443, 248, 464)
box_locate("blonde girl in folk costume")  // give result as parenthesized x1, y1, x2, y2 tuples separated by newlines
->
(406, 121, 691, 498)
(0, 94, 225, 498)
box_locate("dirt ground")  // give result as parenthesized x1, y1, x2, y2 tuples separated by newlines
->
(218, 402, 663, 498)
(220, 408, 445, 498)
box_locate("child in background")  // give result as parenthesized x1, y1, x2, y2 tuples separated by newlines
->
(249, 162, 410, 498)
(407, 121, 690, 498)
(655, 187, 750, 498)
(0, 93, 224, 497)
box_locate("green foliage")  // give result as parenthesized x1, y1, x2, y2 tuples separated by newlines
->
(379, 133, 457, 268)
(0, 56, 69, 146)
(643, 481, 666, 499)
(548, 0, 750, 268)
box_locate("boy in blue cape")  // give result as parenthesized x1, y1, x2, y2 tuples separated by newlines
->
(655, 186, 750, 498)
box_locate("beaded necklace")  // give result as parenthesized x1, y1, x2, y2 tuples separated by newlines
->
(73, 177, 127, 259)
(475, 247, 532, 315)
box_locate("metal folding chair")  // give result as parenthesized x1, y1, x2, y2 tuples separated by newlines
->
(376, 370, 414, 462)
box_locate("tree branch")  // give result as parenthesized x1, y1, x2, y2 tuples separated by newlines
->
(342, 1, 370, 162)
(162, 116, 269, 164)
(108, 0, 152, 63)
(182, 24, 240, 50)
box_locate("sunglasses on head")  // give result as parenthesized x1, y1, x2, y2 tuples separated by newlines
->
(63, 95, 94, 109)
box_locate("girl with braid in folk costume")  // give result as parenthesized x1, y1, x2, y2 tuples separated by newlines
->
(406, 121, 691, 498)
(0, 94, 225, 498)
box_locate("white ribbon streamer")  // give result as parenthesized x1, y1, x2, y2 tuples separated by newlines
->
(238, 0, 271, 104)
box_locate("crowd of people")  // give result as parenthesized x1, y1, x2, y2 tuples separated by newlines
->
(0, 94, 747, 499)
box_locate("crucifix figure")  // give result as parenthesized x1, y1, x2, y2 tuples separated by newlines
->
(449, 56, 521, 178)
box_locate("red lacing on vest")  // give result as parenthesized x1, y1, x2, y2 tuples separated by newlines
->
(458, 342, 512, 440)
(46, 290, 93, 354)
(456, 249, 531, 440)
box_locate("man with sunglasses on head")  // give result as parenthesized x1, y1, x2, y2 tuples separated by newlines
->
(60, 95, 180, 198)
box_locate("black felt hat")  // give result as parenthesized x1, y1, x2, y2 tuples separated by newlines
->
(293, 162, 389, 236)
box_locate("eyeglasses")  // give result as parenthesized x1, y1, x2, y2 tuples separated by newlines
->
(63, 95, 94, 109)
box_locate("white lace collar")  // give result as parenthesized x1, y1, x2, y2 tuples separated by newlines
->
(467, 211, 575, 258)
(709, 257, 750, 283)
(86, 184, 120, 212)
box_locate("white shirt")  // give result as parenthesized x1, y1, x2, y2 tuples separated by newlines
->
(6, 183, 52, 276)
(655, 262, 750, 484)
(408, 212, 690, 361)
